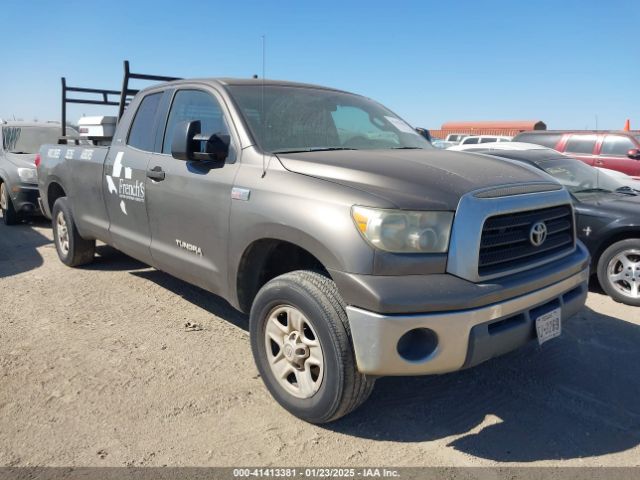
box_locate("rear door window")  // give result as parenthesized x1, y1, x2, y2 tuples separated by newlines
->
(601, 135, 635, 156)
(564, 135, 597, 154)
(127, 92, 162, 151)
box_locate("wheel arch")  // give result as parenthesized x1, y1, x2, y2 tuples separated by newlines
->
(234, 235, 337, 314)
(592, 228, 640, 270)
(45, 179, 67, 218)
(0, 169, 10, 188)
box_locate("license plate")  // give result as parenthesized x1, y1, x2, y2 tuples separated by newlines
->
(535, 308, 561, 345)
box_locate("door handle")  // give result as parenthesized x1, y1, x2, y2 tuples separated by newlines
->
(595, 160, 604, 166)
(147, 166, 166, 181)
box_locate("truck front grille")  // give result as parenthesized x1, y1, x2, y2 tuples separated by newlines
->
(478, 205, 574, 277)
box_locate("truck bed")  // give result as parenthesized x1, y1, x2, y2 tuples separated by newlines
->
(38, 144, 111, 241)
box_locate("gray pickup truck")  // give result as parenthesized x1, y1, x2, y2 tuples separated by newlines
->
(38, 78, 590, 423)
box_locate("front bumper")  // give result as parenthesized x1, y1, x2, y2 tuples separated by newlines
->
(346, 266, 589, 376)
(11, 183, 41, 215)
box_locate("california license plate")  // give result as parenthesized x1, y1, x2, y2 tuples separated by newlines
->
(535, 308, 561, 345)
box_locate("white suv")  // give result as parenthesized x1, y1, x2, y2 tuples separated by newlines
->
(455, 135, 512, 146)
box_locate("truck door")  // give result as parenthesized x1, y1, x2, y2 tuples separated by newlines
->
(103, 91, 163, 265)
(145, 88, 240, 295)
(597, 135, 640, 176)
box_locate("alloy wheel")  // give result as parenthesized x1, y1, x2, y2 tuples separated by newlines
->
(607, 249, 640, 299)
(0, 183, 7, 210)
(264, 305, 324, 399)
(56, 211, 70, 256)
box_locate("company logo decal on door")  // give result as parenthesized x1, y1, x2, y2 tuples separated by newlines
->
(105, 152, 145, 215)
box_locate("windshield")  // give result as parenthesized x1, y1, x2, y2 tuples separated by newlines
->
(536, 157, 632, 196)
(227, 85, 431, 153)
(2, 126, 65, 154)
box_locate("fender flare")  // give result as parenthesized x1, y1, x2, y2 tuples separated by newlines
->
(228, 223, 347, 311)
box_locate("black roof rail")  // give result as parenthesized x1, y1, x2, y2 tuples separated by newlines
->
(61, 78, 121, 137)
(60, 60, 181, 136)
(118, 60, 181, 119)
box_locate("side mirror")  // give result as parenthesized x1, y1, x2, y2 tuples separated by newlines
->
(415, 127, 432, 142)
(171, 120, 230, 162)
(627, 148, 640, 160)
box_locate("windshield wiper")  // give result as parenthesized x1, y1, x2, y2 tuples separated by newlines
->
(273, 147, 357, 154)
(573, 188, 612, 194)
(615, 186, 639, 195)
(9, 151, 30, 154)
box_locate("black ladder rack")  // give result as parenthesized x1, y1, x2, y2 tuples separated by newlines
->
(60, 79, 120, 137)
(60, 60, 181, 137)
(117, 60, 181, 119)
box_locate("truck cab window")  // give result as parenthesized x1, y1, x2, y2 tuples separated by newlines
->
(127, 92, 162, 151)
(162, 90, 229, 154)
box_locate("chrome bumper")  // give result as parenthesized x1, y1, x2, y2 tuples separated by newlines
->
(346, 267, 589, 376)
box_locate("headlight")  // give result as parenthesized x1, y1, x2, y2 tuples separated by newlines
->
(352, 206, 454, 253)
(17, 167, 37, 183)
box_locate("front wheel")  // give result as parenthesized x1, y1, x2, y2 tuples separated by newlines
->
(52, 197, 96, 267)
(250, 270, 375, 423)
(0, 182, 20, 225)
(597, 238, 640, 306)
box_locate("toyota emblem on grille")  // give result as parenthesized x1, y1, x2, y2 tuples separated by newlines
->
(529, 221, 548, 247)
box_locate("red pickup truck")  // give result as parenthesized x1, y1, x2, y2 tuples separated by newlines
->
(513, 130, 640, 178)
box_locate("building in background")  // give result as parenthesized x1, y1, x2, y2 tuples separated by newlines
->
(429, 120, 546, 139)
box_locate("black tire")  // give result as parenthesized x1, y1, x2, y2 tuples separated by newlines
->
(1, 181, 20, 226)
(597, 238, 640, 307)
(52, 197, 95, 267)
(250, 270, 375, 423)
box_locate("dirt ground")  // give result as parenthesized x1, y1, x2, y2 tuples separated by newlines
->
(1, 216, 639, 468)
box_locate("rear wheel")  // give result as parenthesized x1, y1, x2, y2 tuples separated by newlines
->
(597, 239, 640, 306)
(0, 182, 20, 225)
(52, 197, 95, 267)
(250, 270, 375, 423)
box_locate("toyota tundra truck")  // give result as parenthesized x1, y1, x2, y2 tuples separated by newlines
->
(38, 78, 590, 423)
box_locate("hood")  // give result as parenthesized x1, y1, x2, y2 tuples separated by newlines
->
(578, 192, 640, 218)
(4, 152, 37, 169)
(276, 149, 552, 210)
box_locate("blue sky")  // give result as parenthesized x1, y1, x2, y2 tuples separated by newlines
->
(1, 0, 638, 130)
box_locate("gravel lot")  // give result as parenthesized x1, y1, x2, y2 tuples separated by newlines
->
(1, 216, 639, 467)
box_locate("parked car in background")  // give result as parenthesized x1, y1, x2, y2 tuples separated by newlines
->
(456, 135, 512, 146)
(513, 130, 640, 177)
(453, 141, 640, 306)
(0, 121, 76, 225)
(37, 78, 589, 422)
(444, 133, 469, 143)
(431, 139, 457, 149)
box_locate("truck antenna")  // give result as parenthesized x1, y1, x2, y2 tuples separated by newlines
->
(261, 34, 267, 178)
